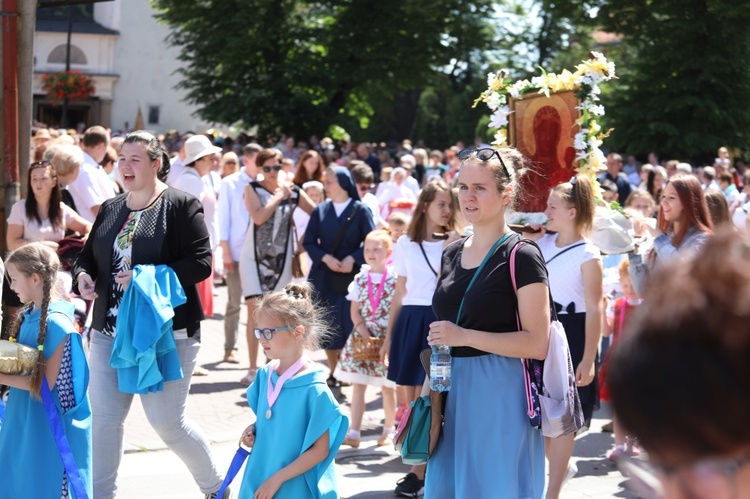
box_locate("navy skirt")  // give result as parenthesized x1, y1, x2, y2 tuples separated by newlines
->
(559, 312, 600, 423)
(387, 305, 434, 386)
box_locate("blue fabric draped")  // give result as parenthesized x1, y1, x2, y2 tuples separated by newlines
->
(110, 264, 185, 393)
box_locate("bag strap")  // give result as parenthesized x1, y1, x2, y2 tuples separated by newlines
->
(40, 378, 89, 499)
(216, 447, 251, 498)
(455, 231, 513, 325)
(330, 202, 362, 256)
(418, 243, 438, 277)
(544, 242, 585, 266)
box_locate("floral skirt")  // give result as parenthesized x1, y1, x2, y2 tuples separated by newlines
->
(334, 322, 395, 388)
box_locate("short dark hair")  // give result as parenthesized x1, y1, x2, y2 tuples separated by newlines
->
(243, 143, 262, 156)
(350, 163, 374, 185)
(82, 125, 109, 148)
(600, 178, 617, 194)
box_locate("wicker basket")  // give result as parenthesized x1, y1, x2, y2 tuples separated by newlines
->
(351, 336, 383, 362)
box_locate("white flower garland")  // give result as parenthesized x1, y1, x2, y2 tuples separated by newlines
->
(474, 52, 616, 199)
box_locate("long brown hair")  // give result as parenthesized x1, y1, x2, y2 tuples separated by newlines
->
(6, 243, 61, 399)
(25, 161, 63, 229)
(406, 179, 458, 243)
(657, 174, 712, 247)
(293, 150, 325, 187)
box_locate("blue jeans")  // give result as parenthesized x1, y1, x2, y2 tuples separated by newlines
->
(89, 331, 222, 498)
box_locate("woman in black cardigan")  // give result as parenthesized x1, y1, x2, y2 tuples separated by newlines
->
(73, 131, 226, 499)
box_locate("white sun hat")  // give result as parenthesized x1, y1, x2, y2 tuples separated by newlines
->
(183, 135, 222, 165)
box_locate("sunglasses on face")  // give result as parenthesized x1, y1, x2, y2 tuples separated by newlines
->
(457, 147, 510, 180)
(225, 161, 237, 165)
(30, 161, 51, 169)
(262, 165, 283, 173)
(253, 326, 293, 341)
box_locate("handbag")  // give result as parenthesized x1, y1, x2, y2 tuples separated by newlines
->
(394, 350, 443, 465)
(0, 339, 39, 375)
(510, 240, 585, 438)
(351, 333, 383, 362)
(327, 203, 362, 293)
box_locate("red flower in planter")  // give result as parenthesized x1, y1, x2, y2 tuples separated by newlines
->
(42, 71, 95, 103)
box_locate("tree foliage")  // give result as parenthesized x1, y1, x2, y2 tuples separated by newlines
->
(150, 0, 494, 140)
(595, 0, 750, 161)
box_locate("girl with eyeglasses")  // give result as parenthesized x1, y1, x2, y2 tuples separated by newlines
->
(238, 149, 315, 387)
(235, 282, 348, 499)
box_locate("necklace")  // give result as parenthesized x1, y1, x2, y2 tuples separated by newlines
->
(367, 268, 388, 319)
(265, 356, 306, 419)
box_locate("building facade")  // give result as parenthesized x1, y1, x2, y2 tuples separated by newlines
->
(33, 0, 217, 134)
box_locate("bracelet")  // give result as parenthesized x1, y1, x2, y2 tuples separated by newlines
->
(354, 321, 365, 329)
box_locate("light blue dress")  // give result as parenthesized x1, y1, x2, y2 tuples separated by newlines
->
(238, 362, 348, 498)
(0, 301, 92, 499)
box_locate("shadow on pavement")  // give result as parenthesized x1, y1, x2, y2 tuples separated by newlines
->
(574, 429, 614, 459)
(189, 381, 247, 394)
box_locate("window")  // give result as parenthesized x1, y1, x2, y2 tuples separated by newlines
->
(148, 105, 161, 125)
(47, 44, 87, 65)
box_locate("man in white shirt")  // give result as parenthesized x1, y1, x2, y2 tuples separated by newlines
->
(80, 126, 109, 168)
(167, 132, 194, 186)
(218, 143, 261, 365)
(66, 144, 116, 223)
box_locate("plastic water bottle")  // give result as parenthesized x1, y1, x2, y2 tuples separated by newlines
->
(430, 344, 452, 392)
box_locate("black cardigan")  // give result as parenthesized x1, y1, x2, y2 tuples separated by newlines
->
(73, 188, 212, 337)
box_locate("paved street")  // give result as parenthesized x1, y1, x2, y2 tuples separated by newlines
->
(117, 282, 637, 498)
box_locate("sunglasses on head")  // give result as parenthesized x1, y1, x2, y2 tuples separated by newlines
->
(457, 147, 510, 180)
(262, 165, 283, 173)
(253, 326, 293, 341)
(30, 161, 51, 169)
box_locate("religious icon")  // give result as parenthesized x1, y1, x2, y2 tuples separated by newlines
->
(509, 90, 580, 212)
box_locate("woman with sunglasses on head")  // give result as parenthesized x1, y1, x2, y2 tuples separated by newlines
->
(73, 131, 228, 498)
(239, 148, 315, 386)
(425, 148, 549, 499)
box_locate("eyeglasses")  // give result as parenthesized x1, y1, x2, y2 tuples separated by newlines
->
(457, 148, 510, 180)
(253, 326, 294, 340)
(262, 165, 283, 173)
(618, 454, 750, 499)
(30, 161, 51, 169)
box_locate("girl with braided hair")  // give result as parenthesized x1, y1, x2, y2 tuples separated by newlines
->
(0, 242, 92, 498)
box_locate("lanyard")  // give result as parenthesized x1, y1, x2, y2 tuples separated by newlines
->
(367, 268, 388, 319)
(455, 231, 514, 324)
(266, 356, 306, 419)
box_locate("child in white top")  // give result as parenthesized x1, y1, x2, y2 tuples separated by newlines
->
(335, 230, 398, 448)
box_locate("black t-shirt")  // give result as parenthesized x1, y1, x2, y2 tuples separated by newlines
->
(432, 233, 548, 357)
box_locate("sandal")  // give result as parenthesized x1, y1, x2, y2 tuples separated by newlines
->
(240, 369, 257, 387)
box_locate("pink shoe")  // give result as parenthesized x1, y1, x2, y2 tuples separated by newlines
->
(395, 404, 407, 425)
(608, 446, 626, 462)
(625, 437, 641, 457)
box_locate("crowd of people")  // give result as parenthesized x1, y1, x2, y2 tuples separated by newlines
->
(0, 124, 748, 499)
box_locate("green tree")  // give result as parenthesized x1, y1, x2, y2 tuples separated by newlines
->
(596, 0, 750, 161)
(150, 0, 494, 140)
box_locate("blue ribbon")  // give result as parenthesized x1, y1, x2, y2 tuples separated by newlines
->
(40, 378, 89, 499)
(216, 446, 251, 498)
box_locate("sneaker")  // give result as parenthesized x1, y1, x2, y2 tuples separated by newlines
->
(193, 366, 209, 376)
(562, 462, 578, 487)
(395, 472, 424, 497)
(205, 485, 231, 499)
